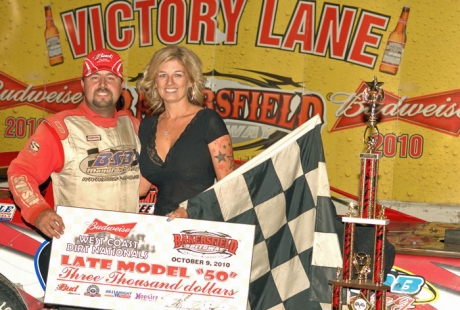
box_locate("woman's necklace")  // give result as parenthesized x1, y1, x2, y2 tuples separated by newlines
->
(163, 105, 190, 136)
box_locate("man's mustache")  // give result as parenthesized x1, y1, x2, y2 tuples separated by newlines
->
(94, 87, 113, 96)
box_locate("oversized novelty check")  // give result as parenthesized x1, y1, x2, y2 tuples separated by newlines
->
(44, 206, 255, 310)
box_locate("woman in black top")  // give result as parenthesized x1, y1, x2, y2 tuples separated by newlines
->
(137, 46, 234, 218)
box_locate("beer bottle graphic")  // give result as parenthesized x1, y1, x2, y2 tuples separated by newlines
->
(379, 6, 410, 75)
(44, 4, 64, 66)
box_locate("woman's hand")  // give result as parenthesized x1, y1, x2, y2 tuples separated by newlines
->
(167, 207, 189, 221)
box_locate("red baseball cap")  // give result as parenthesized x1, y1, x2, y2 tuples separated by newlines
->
(82, 49, 123, 79)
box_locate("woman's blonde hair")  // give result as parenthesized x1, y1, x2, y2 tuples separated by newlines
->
(137, 45, 206, 114)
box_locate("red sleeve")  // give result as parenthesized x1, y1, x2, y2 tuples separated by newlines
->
(7, 121, 64, 225)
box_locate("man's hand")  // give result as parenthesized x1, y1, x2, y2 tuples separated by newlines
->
(34, 209, 65, 238)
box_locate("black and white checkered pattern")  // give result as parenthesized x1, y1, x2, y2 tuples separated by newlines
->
(181, 115, 343, 310)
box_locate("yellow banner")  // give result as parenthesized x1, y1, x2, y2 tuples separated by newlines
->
(1, 0, 459, 206)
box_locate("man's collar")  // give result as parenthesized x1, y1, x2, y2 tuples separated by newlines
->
(79, 101, 118, 127)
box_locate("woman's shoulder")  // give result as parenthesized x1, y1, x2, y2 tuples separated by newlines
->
(192, 109, 226, 129)
(139, 114, 159, 131)
(140, 114, 159, 124)
(197, 108, 223, 120)
(196, 108, 228, 139)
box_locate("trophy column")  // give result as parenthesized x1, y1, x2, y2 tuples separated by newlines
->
(328, 77, 390, 310)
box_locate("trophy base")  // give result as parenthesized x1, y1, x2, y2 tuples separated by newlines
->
(342, 217, 390, 226)
(328, 279, 390, 291)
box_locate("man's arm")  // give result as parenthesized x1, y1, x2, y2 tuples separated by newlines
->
(7, 122, 65, 238)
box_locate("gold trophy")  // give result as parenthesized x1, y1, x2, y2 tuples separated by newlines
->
(328, 77, 391, 310)
(352, 252, 371, 283)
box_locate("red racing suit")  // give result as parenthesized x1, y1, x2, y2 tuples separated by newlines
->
(7, 101, 141, 226)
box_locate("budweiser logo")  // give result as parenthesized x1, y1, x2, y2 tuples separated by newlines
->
(0, 71, 83, 113)
(94, 53, 113, 62)
(56, 283, 79, 292)
(84, 219, 136, 238)
(330, 81, 460, 136)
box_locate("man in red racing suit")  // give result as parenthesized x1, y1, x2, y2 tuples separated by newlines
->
(7, 48, 141, 239)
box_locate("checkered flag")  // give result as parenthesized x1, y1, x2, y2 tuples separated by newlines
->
(180, 115, 342, 309)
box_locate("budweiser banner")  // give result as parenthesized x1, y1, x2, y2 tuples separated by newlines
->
(44, 206, 254, 309)
(1, 0, 459, 208)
